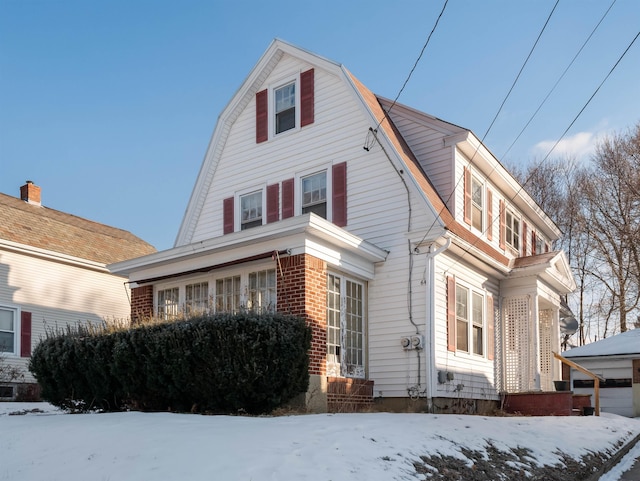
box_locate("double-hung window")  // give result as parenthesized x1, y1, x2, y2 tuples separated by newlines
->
(472, 292, 484, 355)
(0, 307, 16, 354)
(275, 82, 296, 134)
(326, 273, 365, 378)
(471, 176, 483, 231)
(506, 210, 520, 251)
(301, 171, 327, 218)
(157, 287, 179, 320)
(455, 284, 484, 356)
(240, 191, 263, 230)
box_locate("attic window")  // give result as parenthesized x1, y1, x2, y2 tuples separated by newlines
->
(275, 82, 296, 134)
(255, 68, 314, 143)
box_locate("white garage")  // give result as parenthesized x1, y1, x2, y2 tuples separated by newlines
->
(563, 329, 640, 418)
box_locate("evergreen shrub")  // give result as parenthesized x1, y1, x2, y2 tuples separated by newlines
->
(29, 312, 311, 414)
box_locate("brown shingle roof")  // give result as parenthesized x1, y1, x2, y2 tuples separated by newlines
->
(0, 192, 156, 264)
(346, 69, 510, 267)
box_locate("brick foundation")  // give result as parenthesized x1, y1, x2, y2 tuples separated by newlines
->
(503, 391, 573, 416)
(327, 377, 374, 413)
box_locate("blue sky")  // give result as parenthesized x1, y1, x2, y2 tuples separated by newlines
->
(1, 0, 638, 252)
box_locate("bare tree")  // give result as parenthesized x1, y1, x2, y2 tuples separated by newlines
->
(579, 124, 640, 333)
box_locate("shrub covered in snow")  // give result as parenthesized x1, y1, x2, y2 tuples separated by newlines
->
(28, 312, 311, 414)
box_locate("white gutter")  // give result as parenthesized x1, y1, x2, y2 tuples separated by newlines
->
(424, 236, 451, 409)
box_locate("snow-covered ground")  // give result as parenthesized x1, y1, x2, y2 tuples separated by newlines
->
(1, 402, 639, 480)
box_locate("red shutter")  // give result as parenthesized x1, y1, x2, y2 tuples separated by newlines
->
(487, 295, 494, 361)
(223, 197, 234, 234)
(463, 167, 471, 225)
(300, 68, 315, 127)
(282, 178, 294, 219)
(447, 276, 456, 352)
(266, 183, 280, 223)
(20, 311, 32, 357)
(486, 189, 493, 241)
(522, 221, 528, 257)
(332, 162, 347, 227)
(499, 199, 506, 250)
(531, 230, 537, 255)
(256, 89, 268, 143)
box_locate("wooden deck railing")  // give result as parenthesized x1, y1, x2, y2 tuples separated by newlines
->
(553, 351, 605, 416)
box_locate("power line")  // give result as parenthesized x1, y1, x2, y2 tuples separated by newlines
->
(444, 27, 640, 276)
(500, 0, 617, 161)
(364, 0, 448, 151)
(414, 0, 560, 248)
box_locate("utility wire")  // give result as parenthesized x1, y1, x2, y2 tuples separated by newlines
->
(364, 0, 448, 151)
(444, 27, 640, 275)
(414, 0, 560, 249)
(500, 0, 617, 160)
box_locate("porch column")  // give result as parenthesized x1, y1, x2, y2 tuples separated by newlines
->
(277, 253, 328, 412)
(531, 293, 541, 391)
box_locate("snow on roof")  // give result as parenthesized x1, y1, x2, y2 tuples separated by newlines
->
(563, 328, 640, 358)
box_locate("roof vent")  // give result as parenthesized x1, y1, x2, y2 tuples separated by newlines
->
(20, 180, 41, 206)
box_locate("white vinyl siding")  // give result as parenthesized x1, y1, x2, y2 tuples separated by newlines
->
(0, 248, 135, 383)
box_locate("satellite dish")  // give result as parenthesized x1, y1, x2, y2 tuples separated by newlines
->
(560, 316, 579, 335)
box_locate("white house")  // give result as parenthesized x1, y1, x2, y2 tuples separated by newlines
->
(0, 181, 156, 400)
(564, 329, 640, 417)
(110, 40, 576, 413)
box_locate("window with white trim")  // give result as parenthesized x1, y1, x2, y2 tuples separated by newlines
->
(240, 191, 263, 230)
(534, 233, 547, 254)
(275, 82, 296, 134)
(186, 282, 209, 316)
(301, 171, 327, 218)
(157, 287, 179, 320)
(0, 306, 17, 354)
(455, 284, 485, 356)
(326, 273, 365, 379)
(506, 209, 520, 250)
(471, 176, 483, 231)
(247, 269, 276, 313)
(215, 276, 241, 313)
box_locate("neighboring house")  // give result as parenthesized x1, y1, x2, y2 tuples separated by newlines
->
(564, 329, 640, 417)
(0, 181, 156, 400)
(110, 40, 576, 413)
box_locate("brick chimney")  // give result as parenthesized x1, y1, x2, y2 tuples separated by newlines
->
(20, 180, 41, 206)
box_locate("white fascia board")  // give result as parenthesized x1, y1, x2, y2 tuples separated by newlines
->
(446, 234, 511, 278)
(111, 214, 387, 282)
(509, 252, 576, 293)
(0, 238, 110, 274)
(445, 131, 561, 240)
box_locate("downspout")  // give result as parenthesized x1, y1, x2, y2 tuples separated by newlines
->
(425, 236, 451, 410)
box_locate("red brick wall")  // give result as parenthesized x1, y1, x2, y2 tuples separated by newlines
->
(503, 391, 573, 416)
(277, 253, 327, 376)
(131, 285, 154, 323)
(327, 377, 374, 413)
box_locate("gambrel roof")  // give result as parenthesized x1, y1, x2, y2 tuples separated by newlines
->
(0, 191, 156, 265)
(174, 39, 557, 273)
